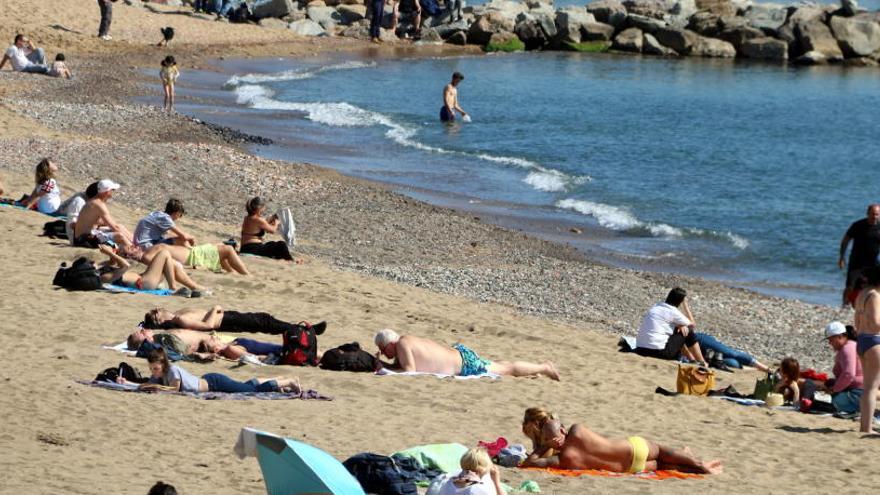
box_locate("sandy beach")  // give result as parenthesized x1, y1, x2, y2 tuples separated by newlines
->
(0, 1, 878, 494)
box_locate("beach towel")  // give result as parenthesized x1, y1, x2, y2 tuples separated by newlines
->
(519, 466, 704, 481)
(79, 380, 332, 401)
(375, 368, 500, 380)
(276, 207, 296, 249)
(392, 443, 469, 474)
(101, 283, 174, 296)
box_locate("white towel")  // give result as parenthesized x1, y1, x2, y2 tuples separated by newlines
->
(276, 207, 296, 250)
(375, 368, 500, 380)
(233, 427, 276, 460)
(102, 341, 137, 356)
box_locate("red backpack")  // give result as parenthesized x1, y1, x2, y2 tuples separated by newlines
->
(279, 322, 319, 366)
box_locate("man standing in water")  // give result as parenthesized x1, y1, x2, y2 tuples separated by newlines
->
(441, 72, 467, 123)
(839, 204, 880, 306)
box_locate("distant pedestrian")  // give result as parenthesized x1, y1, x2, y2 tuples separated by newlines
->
(839, 204, 880, 306)
(160, 55, 179, 111)
(440, 71, 467, 123)
(97, 0, 115, 41)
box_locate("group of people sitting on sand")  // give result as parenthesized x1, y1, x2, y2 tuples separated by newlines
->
(1, 34, 71, 78)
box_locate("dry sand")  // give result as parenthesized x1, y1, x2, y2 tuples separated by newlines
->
(0, 1, 878, 494)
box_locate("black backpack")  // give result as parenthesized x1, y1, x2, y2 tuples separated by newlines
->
(42, 219, 68, 239)
(278, 322, 319, 366)
(53, 257, 102, 291)
(342, 453, 418, 495)
(320, 342, 378, 372)
(95, 362, 149, 383)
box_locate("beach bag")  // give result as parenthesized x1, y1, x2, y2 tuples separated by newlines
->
(53, 257, 102, 291)
(319, 342, 377, 372)
(343, 453, 418, 495)
(278, 322, 319, 366)
(42, 219, 68, 239)
(95, 362, 148, 383)
(753, 373, 779, 401)
(676, 365, 715, 396)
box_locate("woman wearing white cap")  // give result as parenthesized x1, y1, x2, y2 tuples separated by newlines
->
(818, 322, 864, 415)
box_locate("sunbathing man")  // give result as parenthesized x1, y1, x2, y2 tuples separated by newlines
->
(72, 179, 133, 248)
(142, 305, 326, 336)
(374, 328, 560, 380)
(520, 408, 722, 474)
(127, 327, 281, 361)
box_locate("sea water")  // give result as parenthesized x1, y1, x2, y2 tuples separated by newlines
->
(187, 50, 880, 306)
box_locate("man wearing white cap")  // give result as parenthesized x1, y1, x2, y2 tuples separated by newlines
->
(72, 179, 133, 248)
(817, 321, 864, 415)
(374, 328, 560, 380)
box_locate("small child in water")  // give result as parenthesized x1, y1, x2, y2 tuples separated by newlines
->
(160, 55, 179, 111)
(48, 53, 72, 79)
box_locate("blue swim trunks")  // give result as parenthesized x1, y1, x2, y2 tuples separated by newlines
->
(454, 343, 491, 376)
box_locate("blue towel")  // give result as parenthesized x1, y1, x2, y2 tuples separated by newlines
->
(102, 284, 174, 296)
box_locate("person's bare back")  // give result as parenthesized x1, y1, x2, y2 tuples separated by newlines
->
(557, 424, 634, 471)
(73, 198, 108, 238)
(395, 335, 463, 374)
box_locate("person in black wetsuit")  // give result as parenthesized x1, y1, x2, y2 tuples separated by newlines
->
(239, 196, 293, 261)
(839, 204, 880, 306)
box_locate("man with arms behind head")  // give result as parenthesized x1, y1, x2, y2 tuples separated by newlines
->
(374, 328, 559, 380)
(839, 204, 880, 306)
(0, 34, 49, 74)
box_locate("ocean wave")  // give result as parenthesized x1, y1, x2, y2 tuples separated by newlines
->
(555, 198, 749, 249)
(235, 84, 591, 193)
(225, 60, 377, 87)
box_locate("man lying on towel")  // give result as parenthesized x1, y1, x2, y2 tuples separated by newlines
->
(521, 410, 722, 474)
(374, 328, 560, 380)
(142, 305, 326, 336)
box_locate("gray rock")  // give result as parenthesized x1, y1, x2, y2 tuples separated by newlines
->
(740, 36, 788, 59)
(690, 35, 736, 56)
(307, 5, 342, 29)
(743, 3, 787, 32)
(258, 17, 290, 29)
(535, 12, 559, 38)
(582, 21, 616, 41)
(670, 0, 696, 18)
(612, 26, 644, 51)
(289, 18, 326, 36)
(554, 8, 597, 44)
(526, 0, 554, 8)
(787, 6, 827, 26)
(695, 0, 736, 16)
(515, 15, 550, 49)
(829, 15, 880, 58)
(337, 4, 366, 24)
(643, 32, 678, 54)
(586, 0, 628, 28)
(653, 26, 698, 52)
(340, 24, 369, 39)
(622, 0, 672, 19)
(468, 10, 517, 45)
(435, 19, 470, 38)
(840, 0, 859, 17)
(663, 13, 689, 29)
(688, 12, 721, 36)
(487, 30, 524, 49)
(252, 0, 295, 20)
(717, 25, 764, 51)
(626, 13, 667, 33)
(843, 56, 878, 65)
(420, 27, 444, 42)
(447, 30, 468, 44)
(793, 49, 828, 64)
(796, 19, 844, 61)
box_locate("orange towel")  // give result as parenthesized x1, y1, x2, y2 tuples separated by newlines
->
(520, 466, 703, 480)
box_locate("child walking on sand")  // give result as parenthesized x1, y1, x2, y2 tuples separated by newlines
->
(160, 55, 179, 111)
(48, 53, 71, 79)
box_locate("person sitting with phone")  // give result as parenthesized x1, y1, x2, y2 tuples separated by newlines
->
(239, 196, 292, 260)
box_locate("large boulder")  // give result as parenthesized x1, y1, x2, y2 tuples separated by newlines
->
(435, 19, 471, 38)
(643, 32, 678, 54)
(689, 35, 736, 56)
(717, 25, 764, 51)
(744, 4, 787, 32)
(484, 0, 529, 16)
(694, 0, 736, 16)
(307, 5, 342, 28)
(740, 36, 788, 59)
(515, 14, 550, 49)
(289, 18, 326, 35)
(554, 8, 597, 44)
(829, 15, 880, 57)
(534, 12, 558, 38)
(582, 21, 616, 41)
(622, 0, 672, 19)
(468, 10, 517, 45)
(795, 19, 844, 61)
(252, 0, 295, 20)
(612, 26, 644, 51)
(626, 13, 667, 33)
(653, 26, 699, 52)
(258, 17, 290, 29)
(586, 0, 628, 28)
(337, 4, 366, 24)
(793, 49, 828, 64)
(787, 6, 827, 26)
(447, 30, 468, 45)
(486, 31, 526, 51)
(688, 12, 721, 36)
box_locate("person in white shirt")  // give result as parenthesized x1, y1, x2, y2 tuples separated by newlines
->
(635, 287, 707, 365)
(0, 34, 49, 74)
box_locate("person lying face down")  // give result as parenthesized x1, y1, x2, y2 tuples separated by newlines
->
(374, 328, 560, 380)
(520, 409, 722, 474)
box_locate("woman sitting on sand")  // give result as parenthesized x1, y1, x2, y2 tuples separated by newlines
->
(239, 197, 293, 261)
(97, 244, 209, 297)
(117, 348, 301, 394)
(22, 158, 62, 215)
(427, 447, 505, 495)
(131, 242, 249, 275)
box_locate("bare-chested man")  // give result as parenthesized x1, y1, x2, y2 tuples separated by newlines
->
(141, 305, 326, 336)
(374, 329, 559, 380)
(521, 412, 722, 474)
(440, 72, 467, 123)
(72, 179, 133, 248)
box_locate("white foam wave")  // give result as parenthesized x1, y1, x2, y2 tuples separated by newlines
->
(524, 170, 567, 192)
(226, 60, 376, 87)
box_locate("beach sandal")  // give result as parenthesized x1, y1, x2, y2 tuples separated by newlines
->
(173, 287, 192, 298)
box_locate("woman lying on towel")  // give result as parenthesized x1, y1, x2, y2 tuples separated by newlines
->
(98, 244, 209, 297)
(239, 196, 293, 261)
(520, 407, 722, 474)
(117, 348, 301, 394)
(130, 242, 250, 275)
